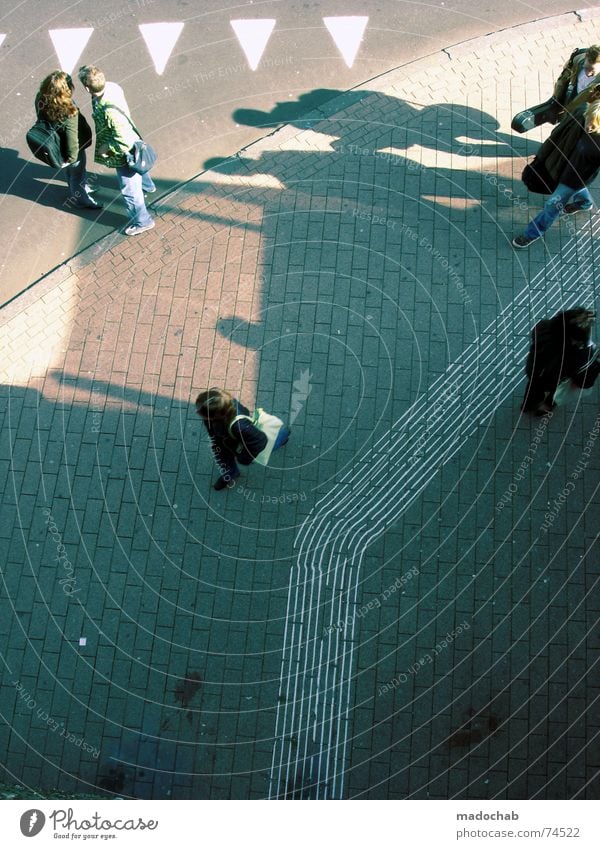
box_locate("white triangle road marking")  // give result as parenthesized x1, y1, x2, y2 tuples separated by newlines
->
(48, 28, 94, 75)
(230, 19, 276, 71)
(0, 34, 5, 48)
(323, 16, 368, 68)
(139, 22, 184, 76)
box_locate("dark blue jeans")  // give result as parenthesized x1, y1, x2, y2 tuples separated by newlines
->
(525, 182, 593, 239)
(213, 425, 290, 481)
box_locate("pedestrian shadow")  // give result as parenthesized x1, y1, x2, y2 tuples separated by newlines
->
(0, 147, 170, 229)
(227, 89, 538, 157)
(0, 372, 268, 799)
(198, 91, 540, 359)
(0, 148, 112, 211)
(232, 88, 369, 129)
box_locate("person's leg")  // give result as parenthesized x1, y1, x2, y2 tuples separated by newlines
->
(212, 446, 240, 489)
(66, 151, 102, 208)
(524, 183, 576, 239)
(66, 159, 83, 201)
(565, 186, 593, 211)
(115, 165, 153, 227)
(521, 376, 551, 413)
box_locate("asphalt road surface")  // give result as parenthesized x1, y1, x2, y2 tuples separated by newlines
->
(0, 0, 590, 305)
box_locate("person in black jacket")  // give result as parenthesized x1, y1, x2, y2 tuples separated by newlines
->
(195, 388, 290, 490)
(513, 97, 600, 248)
(35, 71, 101, 209)
(521, 307, 597, 414)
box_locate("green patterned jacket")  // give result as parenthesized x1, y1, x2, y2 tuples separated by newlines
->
(92, 98, 139, 169)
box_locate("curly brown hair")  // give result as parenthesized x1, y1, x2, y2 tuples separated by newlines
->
(37, 71, 77, 122)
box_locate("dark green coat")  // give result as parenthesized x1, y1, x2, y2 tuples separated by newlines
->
(34, 93, 92, 164)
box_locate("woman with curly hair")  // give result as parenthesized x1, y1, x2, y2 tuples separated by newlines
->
(35, 71, 101, 209)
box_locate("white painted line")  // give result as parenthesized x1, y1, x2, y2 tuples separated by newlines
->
(270, 220, 596, 799)
(230, 18, 276, 71)
(139, 22, 184, 76)
(48, 28, 94, 75)
(0, 34, 6, 49)
(323, 16, 368, 68)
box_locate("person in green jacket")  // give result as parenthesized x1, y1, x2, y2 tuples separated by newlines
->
(35, 71, 101, 209)
(78, 65, 155, 236)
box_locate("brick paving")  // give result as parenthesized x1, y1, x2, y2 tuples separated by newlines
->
(1, 12, 599, 799)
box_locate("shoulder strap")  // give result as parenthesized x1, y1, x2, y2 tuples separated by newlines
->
(98, 100, 142, 138)
(228, 413, 254, 437)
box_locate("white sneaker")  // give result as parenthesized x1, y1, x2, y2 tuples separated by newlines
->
(124, 220, 155, 236)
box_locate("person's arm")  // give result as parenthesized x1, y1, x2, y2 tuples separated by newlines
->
(564, 81, 600, 115)
(61, 113, 80, 163)
(231, 419, 268, 464)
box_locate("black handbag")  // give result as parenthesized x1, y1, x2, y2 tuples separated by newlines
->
(26, 119, 65, 168)
(126, 139, 157, 174)
(521, 156, 558, 194)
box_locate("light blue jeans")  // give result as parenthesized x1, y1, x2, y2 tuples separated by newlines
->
(525, 182, 593, 239)
(115, 164, 155, 226)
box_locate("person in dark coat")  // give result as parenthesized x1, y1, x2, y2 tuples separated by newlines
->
(195, 388, 290, 490)
(513, 96, 600, 248)
(521, 307, 596, 414)
(35, 71, 101, 209)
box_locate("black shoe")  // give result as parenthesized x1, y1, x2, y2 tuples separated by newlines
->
(512, 234, 539, 249)
(214, 475, 237, 491)
(74, 199, 103, 209)
(564, 203, 593, 215)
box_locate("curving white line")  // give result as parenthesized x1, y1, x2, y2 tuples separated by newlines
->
(269, 220, 597, 799)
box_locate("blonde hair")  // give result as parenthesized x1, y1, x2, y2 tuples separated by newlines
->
(78, 65, 106, 94)
(586, 44, 600, 63)
(585, 96, 600, 132)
